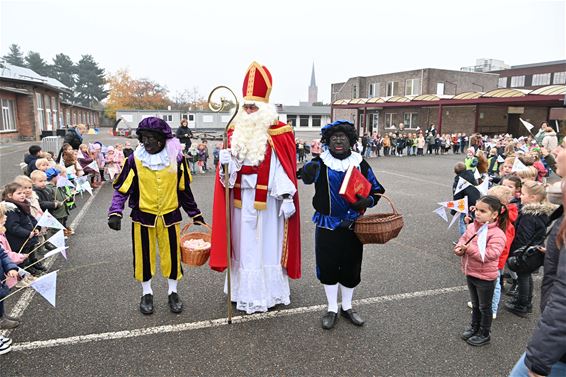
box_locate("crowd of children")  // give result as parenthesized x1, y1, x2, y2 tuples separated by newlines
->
(450, 125, 563, 348)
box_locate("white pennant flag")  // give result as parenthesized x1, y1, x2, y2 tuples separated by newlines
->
(497, 155, 505, 163)
(454, 177, 471, 196)
(477, 224, 489, 262)
(30, 270, 58, 307)
(78, 180, 93, 196)
(520, 118, 534, 132)
(86, 160, 99, 172)
(448, 213, 461, 229)
(36, 210, 65, 230)
(433, 206, 448, 222)
(476, 178, 490, 196)
(473, 168, 481, 181)
(44, 246, 68, 260)
(56, 175, 74, 188)
(77, 150, 85, 159)
(47, 229, 66, 249)
(512, 157, 529, 172)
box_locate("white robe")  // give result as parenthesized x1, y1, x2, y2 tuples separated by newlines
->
(225, 153, 296, 314)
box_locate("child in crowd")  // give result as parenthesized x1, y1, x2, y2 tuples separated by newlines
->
(34, 158, 50, 172)
(213, 142, 221, 171)
(505, 181, 555, 317)
(1, 182, 44, 274)
(464, 148, 478, 172)
(452, 162, 480, 235)
(78, 143, 102, 188)
(92, 143, 106, 181)
(0, 242, 20, 348)
(487, 148, 499, 177)
(14, 175, 42, 221)
(0, 203, 34, 289)
(24, 145, 43, 176)
(104, 146, 121, 180)
(454, 195, 507, 346)
(486, 185, 517, 319)
(31, 170, 62, 214)
(46, 168, 71, 231)
(515, 166, 538, 183)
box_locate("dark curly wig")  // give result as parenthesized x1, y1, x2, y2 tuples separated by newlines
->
(320, 122, 358, 147)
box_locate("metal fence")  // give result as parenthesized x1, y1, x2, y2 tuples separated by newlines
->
(41, 136, 62, 154)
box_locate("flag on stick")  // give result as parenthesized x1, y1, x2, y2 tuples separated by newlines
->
(36, 210, 65, 230)
(30, 270, 59, 307)
(44, 246, 68, 260)
(57, 175, 75, 188)
(497, 155, 505, 163)
(454, 177, 471, 196)
(512, 157, 529, 172)
(448, 213, 460, 229)
(86, 160, 99, 172)
(47, 229, 66, 249)
(520, 118, 534, 133)
(433, 207, 448, 222)
(477, 224, 489, 261)
(476, 178, 490, 196)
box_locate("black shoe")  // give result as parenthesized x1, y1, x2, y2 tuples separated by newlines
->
(504, 302, 530, 317)
(27, 267, 42, 276)
(340, 308, 365, 326)
(33, 262, 47, 271)
(505, 283, 518, 297)
(461, 326, 479, 341)
(168, 292, 183, 314)
(139, 294, 154, 315)
(466, 332, 490, 346)
(321, 311, 338, 330)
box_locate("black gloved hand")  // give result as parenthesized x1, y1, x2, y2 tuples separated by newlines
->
(108, 215, 122, 231)
(350, 194, 373, 211)
(193, 214, 206, 225)
(300, 162, 320, 184)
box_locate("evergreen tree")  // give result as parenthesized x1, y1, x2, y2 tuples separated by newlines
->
(51, 53, 76, 101)
(75, 54, 107, 107)
(25, 51, 50, 76)
(2, 44, 25, 66)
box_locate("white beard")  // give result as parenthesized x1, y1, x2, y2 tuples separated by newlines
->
(230, 102, 278, 166)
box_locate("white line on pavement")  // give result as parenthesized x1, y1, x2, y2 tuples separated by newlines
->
(3, 183, 104, 337)
(11, 285, 467, 352)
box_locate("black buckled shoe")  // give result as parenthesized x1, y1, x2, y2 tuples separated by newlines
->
(461, 325, 479, 341)
(321, 311, 338, 330)
(168, 292, 183, 314)
(139, 294, 154, 315)
(466, 331, 490, 347)
(340, 308, 365, 326)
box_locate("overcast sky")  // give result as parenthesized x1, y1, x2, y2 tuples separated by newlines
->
(1, 0, 565, 105)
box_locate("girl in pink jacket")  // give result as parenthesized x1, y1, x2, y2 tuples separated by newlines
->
(454, 195, 507, 347)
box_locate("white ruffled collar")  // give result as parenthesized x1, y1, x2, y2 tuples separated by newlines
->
(134, 145, 170, 170)
(320, 149, 362, 172)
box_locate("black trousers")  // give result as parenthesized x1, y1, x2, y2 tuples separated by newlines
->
(467, 275, 496, 331)
(517, 272, 533, 306)
(315, 226, 363, 288)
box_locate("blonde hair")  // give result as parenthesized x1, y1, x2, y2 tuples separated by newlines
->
(523, 181, 547, 201)
(515, 166, 538, 181)
(30, 170, 47, 181)
(14, 175, 32, 185)
(35, 158, 49, 168)
(487, 185, 513, 204)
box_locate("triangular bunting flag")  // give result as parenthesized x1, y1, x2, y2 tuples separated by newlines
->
(433, 207, 448, 222)
(448, 213, 460, 229)
(520, 118, 534, 132)
(57, 175, 75, 188)
(454, 177, 471, 196)
(473, 168, 481, 181)
(512, 157, 529, 172)
(30, 270, 58, 307)
(497, 155, 505, 163)
(77, 150, 85, 159)
(455, 197, 468, 214)
(44, 246, 68, 260)
(476, 178, 490, 196)
(36, 210, 65, 230)
(86, 160, 99, 172)
(47, 229, 66, 249)
(477, 224, 489, 262)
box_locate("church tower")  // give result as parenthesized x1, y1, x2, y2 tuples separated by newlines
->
(308, 62, 318, 105)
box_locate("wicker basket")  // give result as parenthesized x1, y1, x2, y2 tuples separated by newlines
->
(180, 222, 212, 266)
(354, 194, 404, 244)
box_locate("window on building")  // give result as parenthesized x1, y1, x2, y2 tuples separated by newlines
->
(532, 73, 551, 86)
(311, 115, 321, 128)
(385, 113, 395, 128)
(65, 109, 70, 126)
(44, 95, 52, 130)
(0, 99, 17, 132)
(510, 75, 525, 87)
(352, 85, 357, 99)
(403, 112, 419, 129)
(368, 83, 379, 97)
(359, 114, 364, 129)
(498, 77, 507, 88)
(72, 112, 76, 125)
(51, 97, 58, 128)
(405, 79, 421, 96)
(386, 81, 397, 96)
(553, 71, 566, 84)
(300, 115, 309, 127)
(371, 113, 379, 131)
(36, 93, 45, 130)
(436, 82, 445, 95)
(286, 116, 297, 127)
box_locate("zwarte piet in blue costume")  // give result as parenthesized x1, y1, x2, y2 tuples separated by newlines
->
(108, 117, 204, 315)
(299, 120, 384, 330)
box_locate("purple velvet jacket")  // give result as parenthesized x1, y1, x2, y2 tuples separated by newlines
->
(108, 154, 201, 226)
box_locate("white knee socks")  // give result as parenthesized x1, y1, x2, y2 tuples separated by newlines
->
(167, 279, 178, 295)
(340, 285, 354, 311)
(141, 280, 153, 295)
(323, 284, 339, 313)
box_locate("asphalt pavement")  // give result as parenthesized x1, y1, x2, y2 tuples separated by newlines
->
(1, 145, 541, 377)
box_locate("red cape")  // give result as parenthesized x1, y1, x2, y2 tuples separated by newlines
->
(209, 121, 301, 279)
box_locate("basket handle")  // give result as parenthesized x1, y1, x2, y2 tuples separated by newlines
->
(373, 193, 400, 214)
(181, 221, 212, 235)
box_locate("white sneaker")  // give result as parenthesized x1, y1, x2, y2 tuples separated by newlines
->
(0, 338, 12, 355)
(0, 336, 12, 347)
(493, 313, 497, 319)
(467, 301, 473, 309)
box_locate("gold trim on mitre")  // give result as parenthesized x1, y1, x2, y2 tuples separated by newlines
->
(244, 61, 272, 103)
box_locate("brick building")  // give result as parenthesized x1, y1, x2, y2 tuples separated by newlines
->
(0, 62, 99, 142)
(491, 60, 566, 90)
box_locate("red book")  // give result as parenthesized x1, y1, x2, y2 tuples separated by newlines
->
(339, 164, 372, 204)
